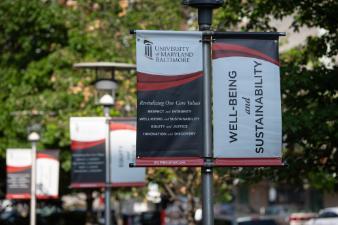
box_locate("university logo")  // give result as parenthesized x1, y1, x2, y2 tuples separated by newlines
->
(144, 40, 153, 60)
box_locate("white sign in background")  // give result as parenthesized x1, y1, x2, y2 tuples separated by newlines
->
(213, 57, 282, 158)
(36, 155, 59, 197)
(110, 129, 145, 184)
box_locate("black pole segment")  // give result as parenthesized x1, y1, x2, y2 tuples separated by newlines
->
(198, 8, 213, 31)
(182, 0, 224, 8)
(181, 1, 224, 225)
(182, 0, 224, 30)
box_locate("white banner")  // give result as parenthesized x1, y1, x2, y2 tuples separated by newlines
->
(36, 150, 59, 198)
(212, 37, 282, 165)
(110, 121, 145, 186)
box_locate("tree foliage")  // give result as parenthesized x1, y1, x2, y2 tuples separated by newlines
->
(0, 0, 182, 196)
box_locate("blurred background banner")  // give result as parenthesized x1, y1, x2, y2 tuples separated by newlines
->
(135, 30, 204, 167)
(212, 32, 283, 166)
(36, 150, 60, 199)
(70, 117, 107, 188)
(70, 117, 145, 188)
(6, 148, 60, 199)
(6, 149, 32, 199)
(109, 118, 145, 187)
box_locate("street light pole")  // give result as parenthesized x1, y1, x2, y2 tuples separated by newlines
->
(182, 1, 223, 225)
(97, 90, 116, 225)
(202, 34, 214, 225)
(103, 104, 112, 225)
(28, 132, 40, 225)
(97, 78, 116, 225)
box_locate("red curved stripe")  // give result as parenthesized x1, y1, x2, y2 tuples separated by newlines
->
(138, 71, 203, 82)
(37, 195, 59, 199)
(212, 43, 279, 66)
(71, 139, 105, 151)
(6, 193, 31, 199)
(110, 123, 136, 131)
(37, 153, 57, 161)
(138, 71, 203, 91)
(213, 51, 267, 59)
(7, 165, 31, 173)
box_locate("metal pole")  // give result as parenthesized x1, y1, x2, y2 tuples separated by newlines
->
(104, 106, 112, 225)
(30, 141, 37, 225)
(202, 31, 214, 225)
(181, 2, 222, 224)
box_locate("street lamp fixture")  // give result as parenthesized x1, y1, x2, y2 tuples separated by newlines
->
(182, 0, 224, 30)
(74, 62, 135, 107)
(28, 132, 40, 142)
(95, 80, 117, 106)
(73, 62, 135, 225)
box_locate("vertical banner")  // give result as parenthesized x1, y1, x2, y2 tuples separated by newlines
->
(212, 32, 283, 166)
(6, 149, 60, 199)
(6, 149, 31, 199)
(36, 150, 60, 198)
(70, 117, 145, 188)
(70, 117, 106, 188)
(135, 30, 204, 166)
(110, 118, 145, 186)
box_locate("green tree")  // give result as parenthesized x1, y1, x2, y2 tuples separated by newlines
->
(0, 0, 185, 194)
(214, 0, 338, 191)
(0, 1, 192, 223)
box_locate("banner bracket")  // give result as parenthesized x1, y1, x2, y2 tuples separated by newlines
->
(203, 158, 214, 168)
(201, 35, 213, 43)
